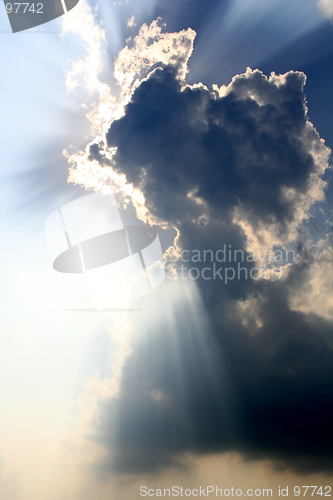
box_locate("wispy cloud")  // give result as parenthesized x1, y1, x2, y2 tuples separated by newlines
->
(318, 0, 333, 20)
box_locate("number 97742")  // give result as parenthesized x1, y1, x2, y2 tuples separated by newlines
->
(5, 3, 43, 14)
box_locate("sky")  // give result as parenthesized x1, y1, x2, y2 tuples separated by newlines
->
(1, 0, 333, 499)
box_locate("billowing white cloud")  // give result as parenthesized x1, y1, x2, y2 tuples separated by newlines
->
(114, 18, 195, 101)
(290, 245, 333, 320)
(61, 0, 116, 135)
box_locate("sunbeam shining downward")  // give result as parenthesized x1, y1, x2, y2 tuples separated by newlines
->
(188, 0, 327, 84)
(87, 279, 228, 475)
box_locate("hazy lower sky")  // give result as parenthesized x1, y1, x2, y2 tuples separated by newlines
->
(1, 1, 333, 499)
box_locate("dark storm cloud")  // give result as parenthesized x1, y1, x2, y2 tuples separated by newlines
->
(88, 65, 333, 475)
(104, 65, 326, 232)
